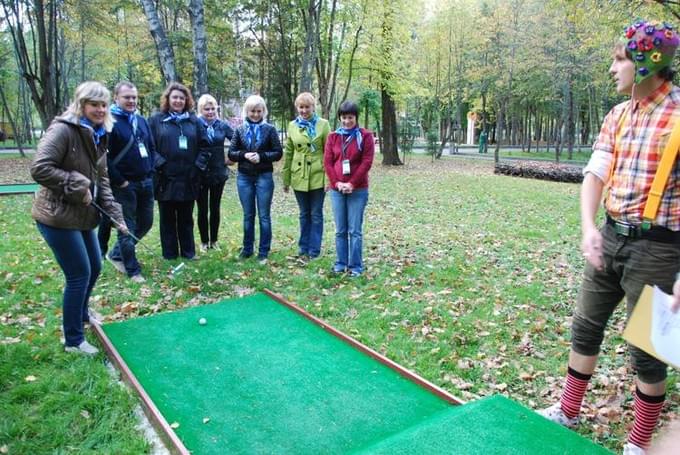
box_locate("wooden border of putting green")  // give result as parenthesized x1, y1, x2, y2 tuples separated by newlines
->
(91, 289, 464, 454)
(91, 321, 191, 455)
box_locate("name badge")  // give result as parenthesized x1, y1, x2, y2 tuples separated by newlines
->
(179, 135, 188, 150)
(342, 159, 351, 175)
(138, 142, 149, 158)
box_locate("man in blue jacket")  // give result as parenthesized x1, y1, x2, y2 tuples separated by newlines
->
(105, 81, 156, 282)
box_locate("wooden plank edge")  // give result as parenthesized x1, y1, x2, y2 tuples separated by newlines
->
(91, 321, 191, 455)
(263, 289, 465, 406)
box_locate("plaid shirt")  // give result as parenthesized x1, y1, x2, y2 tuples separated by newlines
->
(593, 81, 680, 230)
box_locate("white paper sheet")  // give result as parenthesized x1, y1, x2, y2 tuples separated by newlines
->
(650, 286, 680, 366)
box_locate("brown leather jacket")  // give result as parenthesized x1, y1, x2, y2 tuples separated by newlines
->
(31, 114, 124, 230)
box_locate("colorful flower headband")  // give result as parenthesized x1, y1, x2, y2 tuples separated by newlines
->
(623, 20, 680, 83)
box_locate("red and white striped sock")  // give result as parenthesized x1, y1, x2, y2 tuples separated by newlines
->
(559, 367, 591, 419)
(628, 387, 665, 449)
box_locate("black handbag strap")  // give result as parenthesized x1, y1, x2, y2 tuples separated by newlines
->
(111, 134, 136, 167)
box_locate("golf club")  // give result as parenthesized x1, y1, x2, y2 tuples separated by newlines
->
(91, 200, 186, 276)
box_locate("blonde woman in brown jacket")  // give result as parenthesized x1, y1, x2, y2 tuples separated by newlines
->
(31, 81, 128, 355)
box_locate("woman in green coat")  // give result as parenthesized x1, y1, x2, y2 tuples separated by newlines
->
(282, 92, 330, 258)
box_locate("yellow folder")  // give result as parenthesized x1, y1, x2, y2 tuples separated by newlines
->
(623, 285, 679, 369)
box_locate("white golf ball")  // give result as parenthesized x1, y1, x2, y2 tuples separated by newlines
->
(199, 317, 207, 326)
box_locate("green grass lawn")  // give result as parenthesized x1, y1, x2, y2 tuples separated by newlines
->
(0, 154, 677, 453)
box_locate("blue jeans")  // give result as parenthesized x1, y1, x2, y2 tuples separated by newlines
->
(36, 222, 101, 347)
(237, 172, 274, 257)
(109, 178, 154, 276)
(329, 188, 368, 274)
(97, 216, 112, 256)
(294, 188, 325, 257)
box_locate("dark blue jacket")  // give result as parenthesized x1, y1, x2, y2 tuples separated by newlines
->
(200, 118, 234, 186)
(228, 122, 282, 175)
(148, 112, 210, 202)
(107, 113, 156, 187)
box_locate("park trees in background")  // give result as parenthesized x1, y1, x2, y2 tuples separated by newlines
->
(1, 0, 64, 129)
(0, 0, 678, 161)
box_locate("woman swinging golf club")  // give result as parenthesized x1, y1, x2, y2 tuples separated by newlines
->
(31, 81, 128, 356)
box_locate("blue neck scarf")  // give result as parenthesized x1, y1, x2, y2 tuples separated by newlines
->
(294, 114, 318, 152)
(79, 117, 106, 145)
(199, 117, 217, 143)
(163, 111, 190, 123)
(335, 126, 362, 151)
(111, 104, 138, 135)
(245, 118, 262, 146)
(294, 114, 318, 140)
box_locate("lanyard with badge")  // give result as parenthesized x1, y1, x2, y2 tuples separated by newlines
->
(178, 123, 188, 150)
(341, 135, 353, 175)
(131, 115, 149, 158)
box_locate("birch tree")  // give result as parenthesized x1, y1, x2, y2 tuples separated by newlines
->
(140, 0, 179, 84)
(188, 0, 208, 95)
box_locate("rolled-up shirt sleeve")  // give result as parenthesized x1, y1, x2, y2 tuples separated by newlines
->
(583, 106, 623, 183)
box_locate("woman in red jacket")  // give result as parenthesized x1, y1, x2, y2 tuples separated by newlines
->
(323, 101, 374, 277)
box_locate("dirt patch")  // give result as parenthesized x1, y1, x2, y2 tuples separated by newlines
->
(0, 157, 32, 184)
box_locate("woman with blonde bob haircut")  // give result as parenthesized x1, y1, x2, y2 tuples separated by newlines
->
(240, 95, 268, 121)
(282, 92, 330, 259)
(31, 81, 127, 355)
(228, 94, 282, 262)
(196, 93, 234, 251)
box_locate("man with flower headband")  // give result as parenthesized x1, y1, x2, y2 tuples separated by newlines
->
(539, 20, 680, 454)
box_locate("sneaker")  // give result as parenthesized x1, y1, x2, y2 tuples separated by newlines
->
(622, 443, 646, 455)
(239, 251, 253, 259)
(537, 403, 579, 429)
(106, 255, 126, 274)
(200, 243, 209, 253)
(210, 242, 220, 251)
(64, 340, 99, 356)
(331, 266, 346, 274)
(130, 274, 146, 283)
(349, 270, 362, 278)
(257, 256, 268, 265)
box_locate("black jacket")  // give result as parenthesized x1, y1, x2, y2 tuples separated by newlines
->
(201, 118, 234, 186)
(228, 121, 282, 175)
(148, 112, 210, 201)
(107, 112, 156, 187)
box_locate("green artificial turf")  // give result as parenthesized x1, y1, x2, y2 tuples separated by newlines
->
(0, 183, 38, 195)
(103, 293, 609, 454)
(103, 293, 452, 454)
(353, 395, 611, 454)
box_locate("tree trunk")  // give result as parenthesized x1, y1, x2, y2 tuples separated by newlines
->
(381, 88, 401, 165)
(339, 21, 363, 113)
(495, 101, 505, 164)
(1, 0, 62, 129)
(563, 78, 574, 160)
(140, 0, 179, 84)
(0, 84, 24, 156)
(300, 0, 319, 93)
(188, 0, 208, 96)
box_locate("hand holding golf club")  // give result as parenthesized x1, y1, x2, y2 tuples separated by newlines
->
(91, 201, 186, 277)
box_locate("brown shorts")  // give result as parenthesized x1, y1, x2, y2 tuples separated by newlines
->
(571, 223, 680, 383)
